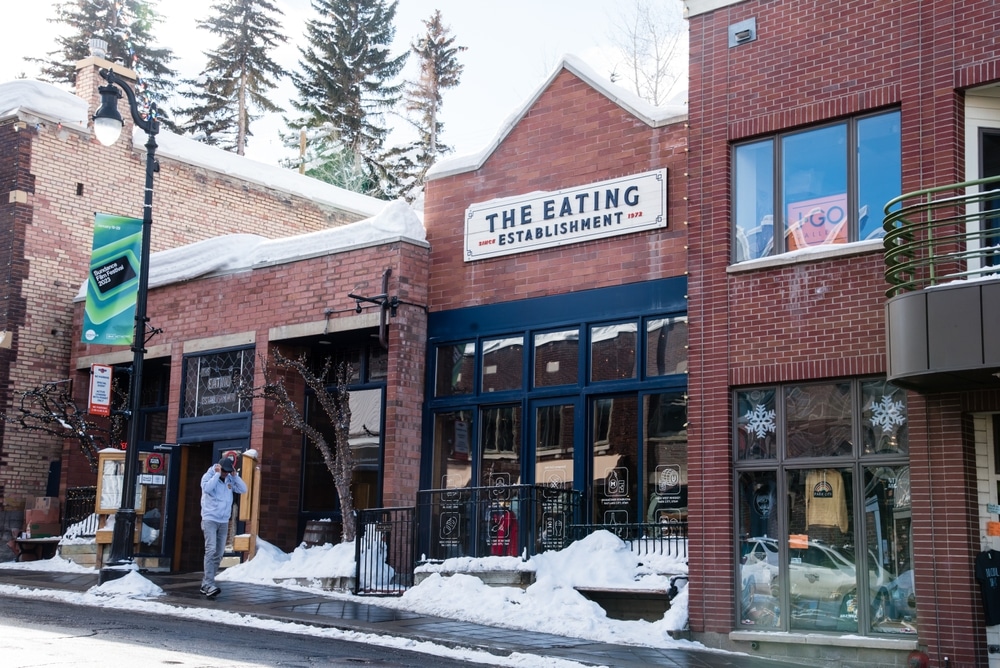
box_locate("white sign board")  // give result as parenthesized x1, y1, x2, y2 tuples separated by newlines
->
(88, 363, 113, 417)
(464, 168, 667, 261)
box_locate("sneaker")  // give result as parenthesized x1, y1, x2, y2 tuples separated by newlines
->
(201, 585, 221, 598)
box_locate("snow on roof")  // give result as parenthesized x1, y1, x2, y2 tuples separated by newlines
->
(75, 199, 427, 300)
(0, 80, 89, 130)
(0, 79, 384, 219)
(426, 53, 688, 181)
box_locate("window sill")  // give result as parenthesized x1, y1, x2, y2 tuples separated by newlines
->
(729, 629, 919, 651)
(727, 239, 884, 273)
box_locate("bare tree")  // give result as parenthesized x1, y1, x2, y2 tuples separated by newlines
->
(608, 0, 687, 106)
(0, 379, 127, 474)
(243, 350, 357, 542)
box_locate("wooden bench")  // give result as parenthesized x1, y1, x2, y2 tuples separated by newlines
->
(14, 537, 61, 562)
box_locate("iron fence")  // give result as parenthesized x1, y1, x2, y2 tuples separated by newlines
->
(354, 507, 416, 596)
(417, 484, 582, 561)
(569, 521, 688, 558)
(63, 486, 98, 537)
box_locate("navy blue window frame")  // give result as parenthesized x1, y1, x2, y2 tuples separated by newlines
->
(423, 278, 688, 521)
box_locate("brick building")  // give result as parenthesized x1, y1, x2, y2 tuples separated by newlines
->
(0, 54, 383, 553)
(10, 1, 1000, 665)
(684, 0, 1000, 665)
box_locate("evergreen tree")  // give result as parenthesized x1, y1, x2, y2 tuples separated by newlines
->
(391, 10, 466, 201)
(31, 1, 176, 107)
(176, 0, 287, 155)
(290, 0, 407, 196)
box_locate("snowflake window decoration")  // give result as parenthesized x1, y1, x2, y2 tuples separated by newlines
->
(744, 404, 776, 439)
(868, 394, 906, 433)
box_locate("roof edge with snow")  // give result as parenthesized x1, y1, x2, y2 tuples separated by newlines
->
(425, 54, 688, 181)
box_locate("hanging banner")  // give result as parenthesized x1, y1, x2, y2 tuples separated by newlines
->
(82, 213, 142, 346)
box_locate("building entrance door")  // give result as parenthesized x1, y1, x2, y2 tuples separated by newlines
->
(174, 439, 248, 573)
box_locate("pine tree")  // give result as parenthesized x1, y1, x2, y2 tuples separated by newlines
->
(31, 1, 176, 106)
(290, 0, 407, 196)
(391, 10, 466, 201)
(176, 0, 287, 155)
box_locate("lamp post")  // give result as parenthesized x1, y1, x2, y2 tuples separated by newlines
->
(92, 68, 158, 578)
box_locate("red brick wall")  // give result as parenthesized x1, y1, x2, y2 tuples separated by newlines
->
(68, 240, 429, 553)
(0, 62, 379, 511)
(424, 68, 688, 311)
(687, 0, 1000, 661)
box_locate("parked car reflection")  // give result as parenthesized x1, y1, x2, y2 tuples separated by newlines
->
(740, 537, 903, 631)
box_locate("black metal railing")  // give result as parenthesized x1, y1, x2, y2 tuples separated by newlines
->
(417, 484, 582, 561)
(63, 486, 98, 537)
(569, 521, 688, 558)
(354, 507, 416, 596)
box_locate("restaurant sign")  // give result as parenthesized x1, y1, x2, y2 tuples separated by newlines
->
(464, 168, 667, 261)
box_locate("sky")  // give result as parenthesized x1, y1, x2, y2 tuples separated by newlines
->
(0, 530, 700, 666)
(0, 1, 686, 167)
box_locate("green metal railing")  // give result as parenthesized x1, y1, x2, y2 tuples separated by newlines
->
(883, 174, 1000, 298)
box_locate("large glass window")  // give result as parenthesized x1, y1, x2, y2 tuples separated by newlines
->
(590, 323, 637, 382)
(534, 329, 579, 387)
(436, 342, 475, 396)
(482, 337, 523, 393)
(734, 378, 913, 637)
(644, 392, 688, 524)
(182, 348, 254, 418)
(646, 316, 688, 377)
(733, 110, 901, 262)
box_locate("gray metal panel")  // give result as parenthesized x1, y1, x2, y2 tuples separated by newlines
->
(886, 292, 928, 378)
(985, 282, 1000, 365)
(927, 286, 983, 370)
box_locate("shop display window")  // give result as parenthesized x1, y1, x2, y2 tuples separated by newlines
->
(734, 378, 914, 636)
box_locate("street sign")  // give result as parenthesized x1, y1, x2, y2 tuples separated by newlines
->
(88, 364, 113, 416)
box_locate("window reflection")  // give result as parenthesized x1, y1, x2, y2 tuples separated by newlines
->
(738, 471, 781, 628)
(590, 322, 637, 382)
(786, 382, 853, 458)
(646, 317, 688, 377)
(534, 330, 579, 387)
(482, 337, 523, 392)
(436, 342, 475, 396)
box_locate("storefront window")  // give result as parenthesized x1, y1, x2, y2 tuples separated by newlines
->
(482, 337, 523, 392)
(864, 464, 914, 633)
(591, 322, 637, 382)
(182, 348, 254, 418)
(736, 388, 777, 461)
(785, 382, 853, 458)
(536, 404, 574, 490)
(430, 410, 472, 490)
(861, 379, 909, 455)
(733, 378, 914, 637)
(644, 392, 687, 524)
(480, 405, 521, 486)
(738, 470, 781, 628)
(534, 329, 579, 387)
(592, 395, 638, 524)
(646, 317, 688, 377)
(435, 342, 475, 397)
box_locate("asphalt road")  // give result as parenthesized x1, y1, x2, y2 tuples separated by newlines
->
(0, 594, 486, 667)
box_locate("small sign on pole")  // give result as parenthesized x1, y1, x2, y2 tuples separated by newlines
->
(89, 364, 113, 416)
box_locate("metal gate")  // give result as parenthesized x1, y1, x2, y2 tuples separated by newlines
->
(354, 507, 416, 596)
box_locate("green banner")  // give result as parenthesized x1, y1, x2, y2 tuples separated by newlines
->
(82, 213, 142, 346)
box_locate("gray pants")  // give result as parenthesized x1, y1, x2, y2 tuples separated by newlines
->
(202, 519, 229, 588)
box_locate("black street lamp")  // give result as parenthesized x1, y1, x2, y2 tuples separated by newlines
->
(92, 68, 158, 579)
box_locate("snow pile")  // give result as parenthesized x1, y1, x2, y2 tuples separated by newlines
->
(90, 570, 164, 598)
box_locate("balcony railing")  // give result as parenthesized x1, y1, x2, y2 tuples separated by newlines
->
(883, 174, 1000, 298)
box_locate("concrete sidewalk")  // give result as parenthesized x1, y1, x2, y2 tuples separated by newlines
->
(0, 568, 806, 667)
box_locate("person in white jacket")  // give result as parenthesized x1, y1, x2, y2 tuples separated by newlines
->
(199, 456, 247, 597)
